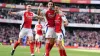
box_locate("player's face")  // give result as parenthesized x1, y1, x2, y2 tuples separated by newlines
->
(55, 6, 59, 12)
(48, 2, 53, 9)
(26, 5, 31, 11)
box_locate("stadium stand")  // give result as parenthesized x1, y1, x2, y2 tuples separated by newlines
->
(64, 28, 100, 47)
(65, 12, 100, 24)
(0, 8, 100, 24)
(0, 23, 20, 45)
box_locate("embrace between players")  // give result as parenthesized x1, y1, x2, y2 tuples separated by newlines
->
(9, 1, 68, 56)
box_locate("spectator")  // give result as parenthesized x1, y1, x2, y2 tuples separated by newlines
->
(0, 23, 20, 44)
(64, 28, 100, 48)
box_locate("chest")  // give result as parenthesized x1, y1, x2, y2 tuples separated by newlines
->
(24, 12, 33, 19)
(46, 10, 55, 18)
(55, 14, 62, 22)
(36, 25, 42, 29)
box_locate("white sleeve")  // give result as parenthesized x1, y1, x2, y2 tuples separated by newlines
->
(59, 11, 67, 21)
(16, 11, 25, 16)
(59, 10, 63, 15)
(61, 15, 67, 21)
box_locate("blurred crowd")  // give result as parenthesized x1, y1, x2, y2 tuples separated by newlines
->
(64, 28, 100, 47)
(0, 8, 100, 24)
(0, 23, 20, 45)
(0, 23, 100, 48)
(65, 12, 100, 24)
(36, 3, 100, 9)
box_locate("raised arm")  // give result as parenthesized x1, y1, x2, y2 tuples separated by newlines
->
(33, 13, 44, 19)
(36, 3, 46, 20)
(37, 7, 41, 16)
(8, 11, 24, 16)
(34, 6, 44, 19)
(8, 11, 17, 15)
(37, 3, 43, 16)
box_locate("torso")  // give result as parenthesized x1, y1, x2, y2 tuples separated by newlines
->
(35, 24, 43, 35)
(55, 14, 62, 33)
(45, 9, 55, 27)
(23, 11, 34, 28)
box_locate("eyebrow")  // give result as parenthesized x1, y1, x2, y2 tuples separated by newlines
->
(48, 4, 53, 5)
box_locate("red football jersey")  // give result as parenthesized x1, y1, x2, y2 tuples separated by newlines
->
(55, 11, 67, 33)
(17, 10, 37, 28)
(42, 9, 55, 27)
(35, 23, 43, 35)
(55, 14, 62, 33)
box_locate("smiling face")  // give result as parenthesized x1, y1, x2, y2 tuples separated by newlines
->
(26, 5, 32, 11)
(48, 1, 53, 9)
(55, 5, 60, 13)
(55, 6, 59, 11)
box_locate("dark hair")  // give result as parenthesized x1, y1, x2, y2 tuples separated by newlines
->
(25, 4, 31, 6)
(54, 4, 60, 7)
(47, 0, 54, 7)
(48, 0, 53, 3)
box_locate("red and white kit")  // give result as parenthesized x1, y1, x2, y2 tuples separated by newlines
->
(55, 11, 67, 41)
(17, 10, 37, 38)
(34, 23, 43, 41)
(41, 9, 56, 38)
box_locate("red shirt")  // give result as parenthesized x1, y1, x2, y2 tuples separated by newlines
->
(17, 11, 37, 28)
(43, 9, 55, 27)
(35, 24, 43, 35)
(23, 11, 33, 28)
(55, 14, 62, 33)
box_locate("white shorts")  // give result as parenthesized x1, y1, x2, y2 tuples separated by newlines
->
(19, 28, 33, 38)
(56, 32, 64, 41)
(45, 27, 56, 38)
(35, 34, 43, 41)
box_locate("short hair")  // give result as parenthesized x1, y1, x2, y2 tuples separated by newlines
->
(48, 0, 53, 3)
(47, 0, 54, 7)
(54, 4, 61, 7)
(27, 5, 31, 7)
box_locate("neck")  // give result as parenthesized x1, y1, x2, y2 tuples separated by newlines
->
(56, 11, 59, 14)
(26, 10, 31, 12)
(48, 8, 52, 10)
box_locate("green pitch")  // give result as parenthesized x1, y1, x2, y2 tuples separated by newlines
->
(0, 45, 100, 56)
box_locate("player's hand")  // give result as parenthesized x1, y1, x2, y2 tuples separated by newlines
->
(64, 22, 68, 26)
(38, 3, 43, 10)
(8, 11, 12, 15)
(39, 3, 43, 7)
